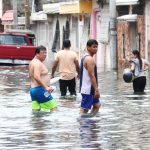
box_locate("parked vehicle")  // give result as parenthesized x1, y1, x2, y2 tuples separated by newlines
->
(0, 29, 37, 65)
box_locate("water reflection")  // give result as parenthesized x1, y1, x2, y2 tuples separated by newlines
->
(30, 112, 52, 149)
(78, 116, 101, 149)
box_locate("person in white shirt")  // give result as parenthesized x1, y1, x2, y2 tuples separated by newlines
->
(80, 39, 101, 115)
(130, 49, 150, 93)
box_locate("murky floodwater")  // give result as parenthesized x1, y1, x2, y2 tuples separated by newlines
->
(1, 65, 150, 150)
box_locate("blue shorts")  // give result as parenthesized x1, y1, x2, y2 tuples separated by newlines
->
(81, 94, 100, 110)
(30, 86, 53, 103)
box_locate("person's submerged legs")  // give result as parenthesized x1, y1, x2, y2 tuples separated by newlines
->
(68, 78, 76, 96)
(59, 79, 67, 96)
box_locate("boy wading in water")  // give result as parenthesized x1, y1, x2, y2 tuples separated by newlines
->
(80, 39, 101, 116)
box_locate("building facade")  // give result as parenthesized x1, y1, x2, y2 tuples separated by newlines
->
(91, 0, 110, 68)
(0, 0, 117, 70)
(31, 0, 93, 65)
(2, 0, 149, 70)
(116, 0, 149, 69)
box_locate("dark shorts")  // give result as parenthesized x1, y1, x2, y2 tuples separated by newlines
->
(59, 78, 76, 96)
(81, 94, 100, 110)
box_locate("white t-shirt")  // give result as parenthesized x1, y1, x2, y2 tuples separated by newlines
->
(133, 58, 148, 78)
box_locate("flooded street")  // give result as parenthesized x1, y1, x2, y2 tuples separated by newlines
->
(1, 65, 150, 150)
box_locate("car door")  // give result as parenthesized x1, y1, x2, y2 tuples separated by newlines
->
(0, 34, 18, 59)
(14, 35, 36, 59)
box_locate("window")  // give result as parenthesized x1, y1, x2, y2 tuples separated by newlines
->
(137, 33, 141, 52)
(122, 34, 125, 59)
(129, 22, 137, 50)
(117, 6, 129, 17)
(132, 1, 145, 15)
(28, 34, 35, 45)
(0, 35, 28, 45)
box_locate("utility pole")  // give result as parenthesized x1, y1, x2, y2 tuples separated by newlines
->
(25, 0, 31, 29)
(13, 0, 18, 29)
(109, 0, 117, 69)
(32, 0, 35, 13)
(0, 0, 2, 19)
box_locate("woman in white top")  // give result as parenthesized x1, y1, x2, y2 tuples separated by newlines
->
(130, 49, 150, 93)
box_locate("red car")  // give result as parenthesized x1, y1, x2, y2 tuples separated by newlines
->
(0, 29, 37, 65)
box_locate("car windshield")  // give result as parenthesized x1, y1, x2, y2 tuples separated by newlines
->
(0, 35, 28, 45)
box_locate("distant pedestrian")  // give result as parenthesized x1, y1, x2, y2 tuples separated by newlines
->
(29, 45, 57, 112)
(130, 49, 150, 93)
(80, 39, 101, 116)
(51, 39, 80, 98)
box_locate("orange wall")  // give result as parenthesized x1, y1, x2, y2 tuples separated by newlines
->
(79, 0, 92, 14)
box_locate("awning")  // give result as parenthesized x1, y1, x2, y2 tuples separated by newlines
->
(60, 2, 79, 14)
(43, 1, 91, 14)
(117, 14, 137, 22)
(1, 10, 13, 21)
(18, 17, 25, 25)
(116, 0, 139, 6)
(43, 2, 79, 14)
(43, 3, 60, 14)
(31, 11, 47, 21)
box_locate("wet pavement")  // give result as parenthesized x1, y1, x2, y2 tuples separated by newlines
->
(0, 65, 150, 149)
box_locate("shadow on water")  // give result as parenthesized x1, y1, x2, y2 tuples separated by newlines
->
(1, 66, 150, 149)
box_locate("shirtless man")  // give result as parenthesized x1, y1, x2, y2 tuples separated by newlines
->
(29, 45, 57, 111)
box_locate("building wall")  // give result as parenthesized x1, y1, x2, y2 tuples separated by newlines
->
(0, 0, 2, 17)
(91, 1, 111, 69)
(79, 0, 92, 13)
(146, 1, 150, 62)
(32, 14, 81, 67)
(117, 21, 130, 67)
(137, 16, 145, 56)
(2, 0, 32, 16)
(3, 0, 11, 12)
(117, 15, 145, 68)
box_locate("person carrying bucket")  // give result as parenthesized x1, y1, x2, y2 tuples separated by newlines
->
(130, 49, 150, 93)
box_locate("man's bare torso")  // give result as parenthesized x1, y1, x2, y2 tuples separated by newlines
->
(29, 58, 50, 88)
